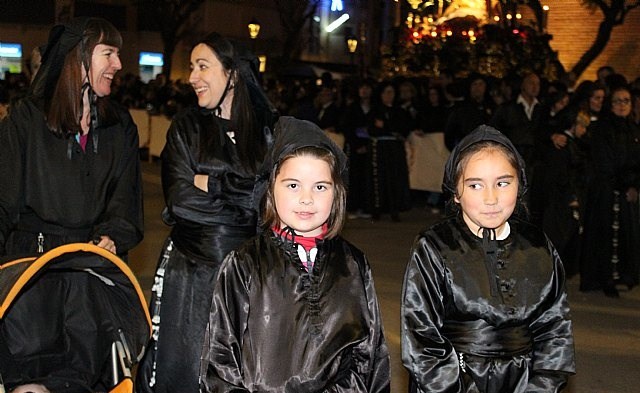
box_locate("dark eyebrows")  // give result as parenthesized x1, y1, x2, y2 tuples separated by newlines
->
(463, 174, 515, 183)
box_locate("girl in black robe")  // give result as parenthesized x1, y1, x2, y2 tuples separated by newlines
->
(200, 117, 390, 393)
(401, 125, 575, 393)
(135, 33, 277, 393)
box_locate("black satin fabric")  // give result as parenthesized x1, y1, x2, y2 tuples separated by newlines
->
(136, 107, 276, 393)
(401, 215, 575, 393)
(161, 111, 261, 261)
(200, 233, 390, 393)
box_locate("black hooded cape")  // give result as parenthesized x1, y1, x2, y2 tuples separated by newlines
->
(401, 125, 575, 393)
(134, 60, 278, 393)
(199, 117, 390, 393)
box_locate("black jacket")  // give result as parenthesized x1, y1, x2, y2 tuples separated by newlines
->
(200, 232, 390, 393)
(160, 107, 276, 262)
(0, 98, 143, 256)
(402, 216, 575, 393)
(0, 17, 143, 257)
(403, 125, 574, 393)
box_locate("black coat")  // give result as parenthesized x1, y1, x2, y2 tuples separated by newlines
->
(580, 115, 640, 290)
(402, 216, 575, 393)
(0, 98, 143, 257)
(201, 232, 390, 393)
(136, 104, 277, 393)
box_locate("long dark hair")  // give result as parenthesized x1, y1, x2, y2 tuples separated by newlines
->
(195, 32, 274, 173)
(46, 18, 122, 137)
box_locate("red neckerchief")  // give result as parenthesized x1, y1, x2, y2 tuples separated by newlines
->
(273, 224, 328, 252)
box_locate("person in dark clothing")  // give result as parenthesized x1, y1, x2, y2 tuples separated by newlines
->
(490, 72, 546, 167)
(314, 85, 342, 133)
(341, 79, 375, 218)
(368, 81, 412, 221)
(541, 111, 590, 278)
(444, 73, 494, 151)
(135, 33, 278, 393)
(398, 80, 421, 132)
(490, 71, 547, 224)
(0, 17, 143, 259)
(200, 116, 390, 393)
(580, 85, 640, 297)
(402, 125, 575, 393)
(409, 84, 451, 211)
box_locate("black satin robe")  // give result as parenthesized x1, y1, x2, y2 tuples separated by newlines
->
(402, 216, 575, 393)
(136, 107, 276, 393)
(200, 232, 390, 393)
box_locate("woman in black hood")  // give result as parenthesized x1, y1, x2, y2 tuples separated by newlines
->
(0, 16, 143, 393)
(0, 17, 143, 257)
(136, 32, 278, 393)
(401, 125, 575, 392)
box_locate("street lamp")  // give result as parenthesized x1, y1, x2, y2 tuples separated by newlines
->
(248, 18, 260, 53)
(248, 18, 261, 40)
(346, 36, 358, 68)
(347, 36, 358, 54)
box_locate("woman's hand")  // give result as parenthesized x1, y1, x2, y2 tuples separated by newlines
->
(551, 133, 567, 149)
(12, 384, 51, 393)
(194, 174, 209, 192)
(92, 235, 117, 254)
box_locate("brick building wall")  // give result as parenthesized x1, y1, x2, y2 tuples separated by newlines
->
(546, 0, 640, 83)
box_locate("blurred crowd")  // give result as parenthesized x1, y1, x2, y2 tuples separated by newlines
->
(2, 64, 640, 297)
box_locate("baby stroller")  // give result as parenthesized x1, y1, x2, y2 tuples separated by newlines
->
(0, 244, 151, 393)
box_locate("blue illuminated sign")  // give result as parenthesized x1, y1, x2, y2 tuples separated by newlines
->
(139, 52, 164, 66)
(0, 42, 23, 58)
(331, 0, 343, 12)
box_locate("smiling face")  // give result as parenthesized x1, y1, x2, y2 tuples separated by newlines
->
(189, 43, 233, 110)
(274, 155, 334, 237)
(455, 148, 519, 237)
(88, 44, 121, 97)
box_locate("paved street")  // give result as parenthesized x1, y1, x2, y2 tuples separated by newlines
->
(130, 161, 640, 393)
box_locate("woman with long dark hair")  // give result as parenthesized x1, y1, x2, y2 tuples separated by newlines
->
(0, 17, 143, 259)
(136, 32, 277, 392)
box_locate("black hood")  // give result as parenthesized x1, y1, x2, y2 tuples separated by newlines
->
(443, 124, 528, 298)
(29, 17, 91, 101)
(442, 124, 528, 198)
(267, 116, 348, 183)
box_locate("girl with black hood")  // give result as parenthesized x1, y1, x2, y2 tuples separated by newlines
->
(0, 17, 143, 258)
(200, 117, 390, 393)
(401, 125, 575, 392)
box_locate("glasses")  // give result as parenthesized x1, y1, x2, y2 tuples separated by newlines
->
(612, 98, 631, 105)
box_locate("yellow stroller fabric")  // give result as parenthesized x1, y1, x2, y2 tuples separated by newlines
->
(0, 244, 151, 393)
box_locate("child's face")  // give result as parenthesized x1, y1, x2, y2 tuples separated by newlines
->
(274, 155, 334, 237)
(455, 148, 518, 237)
